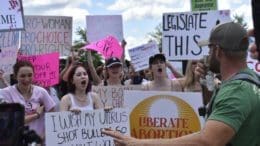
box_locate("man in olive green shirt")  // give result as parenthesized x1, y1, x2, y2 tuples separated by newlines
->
(208, 68, 259, 146)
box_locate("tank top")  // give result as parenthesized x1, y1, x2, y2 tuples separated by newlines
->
(69, 93, 94, 111)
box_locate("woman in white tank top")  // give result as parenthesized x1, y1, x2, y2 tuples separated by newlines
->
(60, 65, 103, 112)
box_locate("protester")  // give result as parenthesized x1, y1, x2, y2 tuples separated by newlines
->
(59, 48, 82, 97)
(60, 64, 103, 111)
(175, 60, 202, 92)
(85, 50, 104, 85)
(248, 29, 259, 60)
(85, 39, 127, 86)
(95, 64, 106, 80)
(0, 60, 56, 140)
(143, 68, 153, 81)
(45, 86, 60, 112)
(99, 57, 125, 86)
(165, 61, 183, 79)
(124, 64, 147, 85)
(0, 69, 9, 88)
(102, 22, 260, 146)
(142, 54, 183, 91)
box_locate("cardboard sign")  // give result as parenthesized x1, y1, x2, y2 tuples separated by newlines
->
(20, 16, 72, 56)
(162, 10, 231, 60)
(45, 108, 130, 146)
(84, 35, 123, 59)
(128, 41, 159, 72)
(191, 0, 218, 11)
(18, 52, 59, 87)
(86, 15, 123, 42)
(92, 85, 142, 108)
(0, 31, 19, 74)
(124, 91, 204, 139)
(0, 0, 25, 31)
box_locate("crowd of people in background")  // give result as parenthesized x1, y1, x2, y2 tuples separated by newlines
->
(0, 39, 202, 142)
(0, 22, 259, 145)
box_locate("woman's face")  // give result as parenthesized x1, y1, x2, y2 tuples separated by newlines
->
(72, 66, 89, 90)
(16, 66, 34, 88)
(107, 64, 122, 79)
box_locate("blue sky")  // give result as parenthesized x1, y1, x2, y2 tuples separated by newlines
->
(22, 0, 253, 54)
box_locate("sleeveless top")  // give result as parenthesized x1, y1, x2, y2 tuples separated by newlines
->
(69, 93, 94, 111)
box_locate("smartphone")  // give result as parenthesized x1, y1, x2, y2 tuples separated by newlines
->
(0, 103, 24, 146)
(252, 0, 260, 61)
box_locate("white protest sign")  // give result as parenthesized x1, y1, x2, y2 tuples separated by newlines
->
(86, 15, 123, 42)
(20, 16, 72, 56)
(128, 41, 159, 71)
(0, 0, 25, 31)
(124, 90, 204, 139)
(0, 31, 19, 74)
(162, 10, 231, 60)
(92, 85, 142, 108)
(45, 108, 130, 146)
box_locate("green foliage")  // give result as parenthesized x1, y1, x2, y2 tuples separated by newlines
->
(232, 14, 248, 29)
(148, 23, 162, 52)
(72, 27, 103, 67)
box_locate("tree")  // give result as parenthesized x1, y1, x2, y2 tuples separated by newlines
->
(72, 27, 103, 67)
(148, 23, 162, 52)
(233, 14, 248, 29)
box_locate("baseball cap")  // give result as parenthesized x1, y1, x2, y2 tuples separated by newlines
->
(149, 54, 166, 65)
(105, 57, 122, 68)
(198, 22, 249, 51)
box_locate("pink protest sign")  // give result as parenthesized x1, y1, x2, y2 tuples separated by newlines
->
(18, 52, 59, 87)
(83, 35, 123, 59)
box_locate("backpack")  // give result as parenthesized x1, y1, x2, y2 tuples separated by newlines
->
(230, 72, 260, 87)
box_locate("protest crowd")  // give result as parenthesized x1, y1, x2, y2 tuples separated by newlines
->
(0, 0, 259, 146)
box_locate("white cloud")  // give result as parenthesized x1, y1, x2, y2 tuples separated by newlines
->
(232, 4, 253, 28)
(218, 0, 253, 28)
(230, 0, 244, 4)
(23, 0, 91, 22)
(22, 0, 91, 40)
(108, 0, 189, 21)
(23, 0, 92, 7)
(96, 2, 105, 7)
(108, 0, 179, 10)
(40, 7, 89, 23)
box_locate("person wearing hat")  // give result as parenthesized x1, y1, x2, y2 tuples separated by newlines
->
(99, 57, 124, 86)
(142, 53, 183, 91)
(102, 22, 260, 146)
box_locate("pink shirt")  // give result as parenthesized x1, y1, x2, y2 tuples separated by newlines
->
(0, 85, 56, 136)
